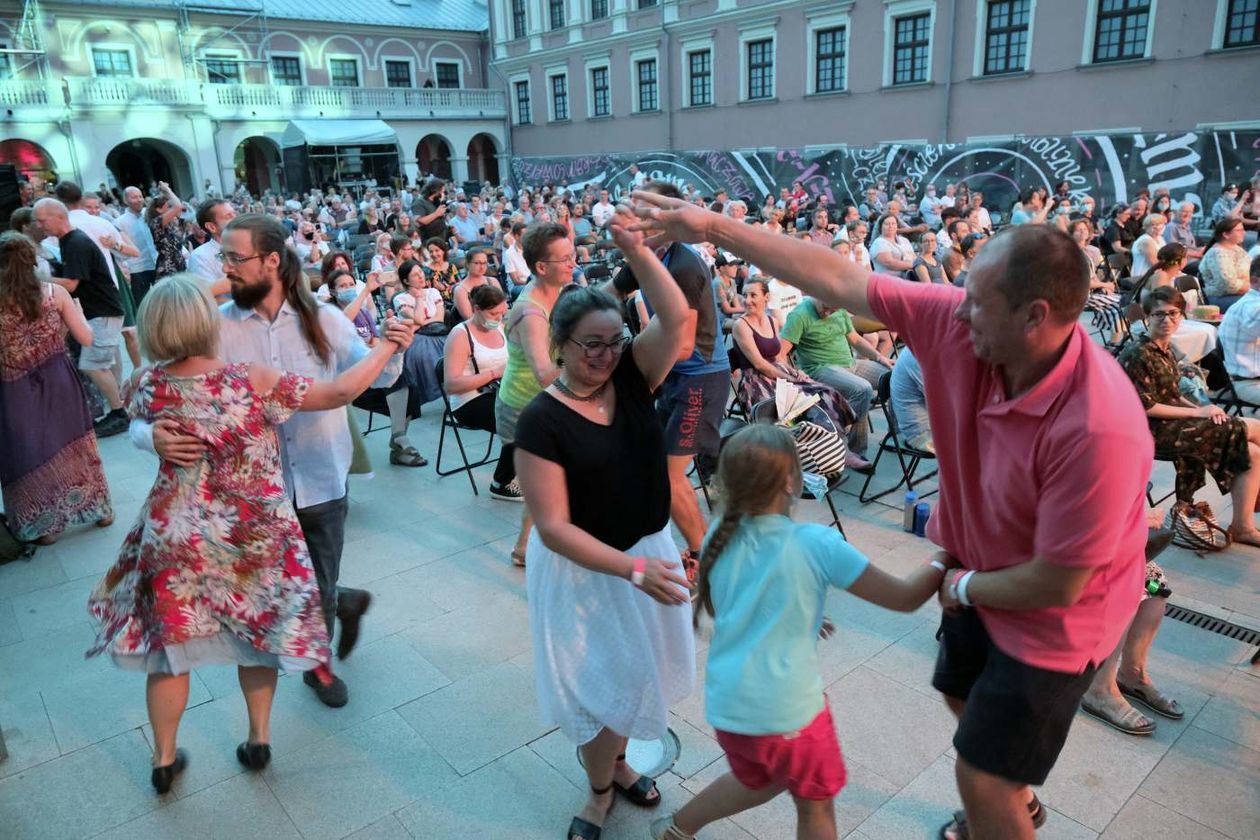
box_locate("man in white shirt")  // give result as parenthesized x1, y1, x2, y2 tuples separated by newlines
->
(630, 164, 647, 188)
(970, 192, 994, 234)
(591, 189, 617, 229)
(921, 184, 947, 228)
(503, 221, 530, 297)
(115, 187, 159, 302)
(1220, 256, 1260, 404)
(187, 199, 236, 297)
(136, 214, 413, 708)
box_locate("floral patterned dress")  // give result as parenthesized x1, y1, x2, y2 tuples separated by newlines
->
(87, 364, 329, 673)
(1118, 335, 1250, 504)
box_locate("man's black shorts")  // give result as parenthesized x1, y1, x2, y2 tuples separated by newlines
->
(932, 608, 1096, 786)
(656, 369, 728, 458)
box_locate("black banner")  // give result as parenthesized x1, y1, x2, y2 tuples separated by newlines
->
(511, 131, 1260, 214)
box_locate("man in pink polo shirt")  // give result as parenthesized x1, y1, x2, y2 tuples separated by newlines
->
(631, 192, 1152, 840)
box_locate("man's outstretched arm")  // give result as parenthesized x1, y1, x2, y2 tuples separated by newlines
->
(630, 190, 877, 321)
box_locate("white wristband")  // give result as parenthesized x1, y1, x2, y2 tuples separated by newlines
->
(956, 571, 976, 608)
(929, 559, 947, 574)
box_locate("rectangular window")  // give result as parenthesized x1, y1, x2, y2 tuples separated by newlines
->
(515, 79, 532, 124)
(590, 66, 610, 116)
(512, 0, 527, 39)
(1092, 0, 1151, 63)
(271, 55, 301, 86)
(385, 60, 412, 88)
(92, 47, 134, 78)
(983, 0, 1031, 74)
(435, 62, 460, 88)
(688, 49, 712, 106)
(746, 38, 774, 100)
(1225, 0, 1260, 48)
(636, 58, 658, 111)
(550, 73, 569, 120)
(638, 0, 659, 7)
(892, 13, 931, 85)
(815, 27, 846, 92)
(550, 0, 565, 30)
(329, 58, 359, 87)
(591, 0, 609, 19)
(204, 54, 241, 84)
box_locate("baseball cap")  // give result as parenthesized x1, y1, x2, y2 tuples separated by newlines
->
(714, 253, 745, 267)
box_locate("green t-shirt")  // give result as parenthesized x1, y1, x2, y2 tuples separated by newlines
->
(781, 300, 854, 377)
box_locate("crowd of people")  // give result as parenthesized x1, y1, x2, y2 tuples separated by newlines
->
(2, 160, 1259, 840)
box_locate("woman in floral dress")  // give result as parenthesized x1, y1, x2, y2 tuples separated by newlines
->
(86, 275, 406, 794)
(146, 183, 186, 279)
(0, 232, 113, 543)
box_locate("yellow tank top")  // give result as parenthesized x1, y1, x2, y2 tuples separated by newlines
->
(498, 286, 552, 410)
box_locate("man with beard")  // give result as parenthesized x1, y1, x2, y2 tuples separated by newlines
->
(631, 192, 1150, 840)
(130, 214, 414, 707)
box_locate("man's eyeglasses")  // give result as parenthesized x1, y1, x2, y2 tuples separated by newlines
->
(218, 252, 265, 267)
(1149, 310, 1183, 322)
(567, 336, 631, 359)
(539, 255, 577, 266)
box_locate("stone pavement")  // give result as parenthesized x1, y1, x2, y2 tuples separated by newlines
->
(1, 396, 1258, 840)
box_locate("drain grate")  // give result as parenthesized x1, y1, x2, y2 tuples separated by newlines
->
(1164, 603, 1260, 646)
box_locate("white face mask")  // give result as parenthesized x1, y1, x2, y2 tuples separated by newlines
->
(479, 314, 502, 330)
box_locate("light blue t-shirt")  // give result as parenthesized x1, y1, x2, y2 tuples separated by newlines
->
(703, 514, 869, 735)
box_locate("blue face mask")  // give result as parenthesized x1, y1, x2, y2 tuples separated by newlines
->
(336, 288, 358, 305)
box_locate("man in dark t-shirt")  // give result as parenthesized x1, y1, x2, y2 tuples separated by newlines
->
(33, 198, 129, 436)
(617, 182, 730, 593)
(412, 178, 449, 242)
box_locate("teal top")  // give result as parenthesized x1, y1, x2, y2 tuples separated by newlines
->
(703, 514, 869, 735)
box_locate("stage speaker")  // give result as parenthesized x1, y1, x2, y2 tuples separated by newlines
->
(0, 165, 21, 233)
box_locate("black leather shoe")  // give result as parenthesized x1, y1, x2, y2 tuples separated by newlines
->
(303, 666, 349, 707)
(335, 589, 372, 660)
(151, 749, 188, 795)
(236, 741, 271, 771)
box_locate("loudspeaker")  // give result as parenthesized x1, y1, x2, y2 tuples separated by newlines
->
(0, 165, 21, 233)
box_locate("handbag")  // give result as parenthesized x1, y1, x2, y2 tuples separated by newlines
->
(464, 323, 500, 395)
(790, 419, 847, 480)
(1164, 501, 1230, 552)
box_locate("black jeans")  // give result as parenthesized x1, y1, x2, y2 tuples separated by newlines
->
(295, 494, 350, 637)
(453, 392, 515, 486)
(129, 270, 157, 305)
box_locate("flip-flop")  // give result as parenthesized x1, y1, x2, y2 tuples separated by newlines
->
(939, 794, 1046, 839)
(1118, 682, 1184, 720)
(1080, 697, 1156, 735)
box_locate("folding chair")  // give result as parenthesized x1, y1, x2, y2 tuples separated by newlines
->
(858, 371, 939, 504)
(433, 361, 498, 495)
(351, 388, 395, 435)
(748, 398, 847, 537)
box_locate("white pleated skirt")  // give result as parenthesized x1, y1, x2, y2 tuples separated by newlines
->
(526, 525, 696, 746)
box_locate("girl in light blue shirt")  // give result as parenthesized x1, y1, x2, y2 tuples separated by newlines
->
(653, 424, 951, 840)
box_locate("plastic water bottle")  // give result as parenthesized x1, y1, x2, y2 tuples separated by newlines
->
(802, 471, 829, 500)
(903, 490, 918, 532)
(913, 501, 931, 537)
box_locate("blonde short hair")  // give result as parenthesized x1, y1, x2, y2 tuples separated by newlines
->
(136, 273, 220, 363)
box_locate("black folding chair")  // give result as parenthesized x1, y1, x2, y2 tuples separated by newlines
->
(748, 398, 847, 537)
(858, 371, 939, 504)
(433, 361, 498, 495)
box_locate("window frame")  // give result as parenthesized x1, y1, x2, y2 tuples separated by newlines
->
(591, 0, 609, 20)
(269, 53, 305, 86)
(978, 0, 1035, 76)
(547, 67, 570, 121)
(687, 48, 713, 107)
(629, 46, 660, 114)
(202, 51, 242, 84)
(587, 61, 611, 118)
(90, 44, 137, 79)
(805, 6, 853, 96)
(434, 61, 462, 89)
(637, 0, 659, 8)
(882, 1, 936, 88)
(383, 58, 415, 89)
(1214, 0, 1260, 49)
(510, 73, 532, 125)
(327, 55, 361, 87)
(738, 23, 777, 102)
(511, 0, 528, 39)
(1083, 0, 1156, 65)
(549, 0, 566, 30)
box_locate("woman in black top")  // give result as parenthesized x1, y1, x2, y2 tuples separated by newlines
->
(515, 207, 693, 840)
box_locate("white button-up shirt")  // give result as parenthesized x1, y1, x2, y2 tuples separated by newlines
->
(218, 299, 402, 508)
(188, 238, 222, 286)
(1219, 288, 1260, 379)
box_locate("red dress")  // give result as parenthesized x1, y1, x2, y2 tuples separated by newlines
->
(87, 364, 329, 672)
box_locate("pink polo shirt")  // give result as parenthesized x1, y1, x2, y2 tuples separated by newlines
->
(868, 274, 1151, 673)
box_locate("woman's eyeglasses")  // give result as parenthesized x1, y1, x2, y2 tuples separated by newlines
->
(1149, 310, 1182, 322)
(567, 336, 631, 359)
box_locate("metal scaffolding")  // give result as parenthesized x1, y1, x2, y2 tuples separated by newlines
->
(175, 0, 271, 82)
(1, 0, 49, 78)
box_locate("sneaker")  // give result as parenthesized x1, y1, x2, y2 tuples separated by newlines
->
(489, 479, 524, 502)
(93, 408, 128, 439)
(303, 664, 348, 707)
(335, 588, 372, 660)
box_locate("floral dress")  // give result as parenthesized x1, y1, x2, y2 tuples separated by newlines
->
(87, 364, 329, 673)
(1118, 335, 1250, 504)
(148, 214, 186, 278)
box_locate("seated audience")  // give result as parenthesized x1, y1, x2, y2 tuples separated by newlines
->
(889, 347, 933, 453)
(1200, 217, 1251, 311)
(1218, 256, 1260, 406)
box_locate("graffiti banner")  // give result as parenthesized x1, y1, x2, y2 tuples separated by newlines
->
(511, 131, 1260, 213)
